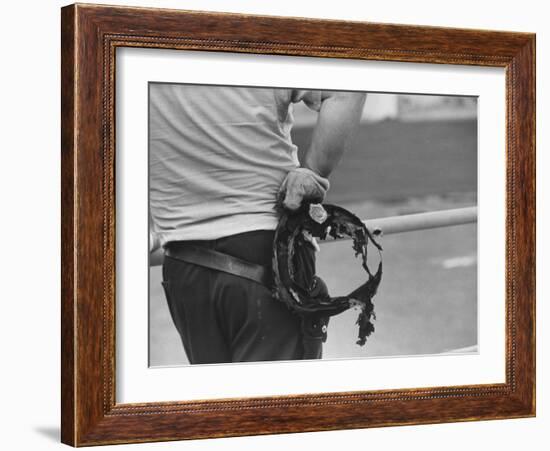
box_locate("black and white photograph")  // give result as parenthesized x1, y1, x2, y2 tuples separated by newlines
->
(0, 0, 543, 448)
(148, 83, 478, 366)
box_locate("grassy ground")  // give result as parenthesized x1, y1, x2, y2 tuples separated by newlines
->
(149, 119, 478, 366)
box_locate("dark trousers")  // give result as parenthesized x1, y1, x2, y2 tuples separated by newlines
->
(161, 230, 322, 364)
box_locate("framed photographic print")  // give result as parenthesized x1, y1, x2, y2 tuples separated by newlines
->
(61, 3, 535, 446)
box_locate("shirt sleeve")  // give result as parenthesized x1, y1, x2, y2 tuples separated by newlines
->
(290, 90, 323, 112)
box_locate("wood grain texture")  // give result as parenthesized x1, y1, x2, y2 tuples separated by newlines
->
(60, 3, 536, 446)
(60, 5, 76, 446)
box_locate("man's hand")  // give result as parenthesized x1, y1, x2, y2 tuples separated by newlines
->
(278, 167, 330, 211)
(278, 91, 366, 212)
(149, 230, 160, 253)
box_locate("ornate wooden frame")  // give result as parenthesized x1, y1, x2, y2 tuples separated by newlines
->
(61, 3, 536, 446)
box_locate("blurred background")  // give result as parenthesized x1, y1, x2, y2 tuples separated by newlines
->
(149, 92, 478, 366)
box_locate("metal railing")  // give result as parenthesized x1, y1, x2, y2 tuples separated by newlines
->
(149, 206, 477, 266)
(364, 206, 476, 236)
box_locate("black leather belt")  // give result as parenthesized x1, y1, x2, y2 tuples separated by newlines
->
(165, 243, 272, 287)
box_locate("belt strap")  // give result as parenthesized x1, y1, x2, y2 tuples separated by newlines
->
(165, 244, 271, 287)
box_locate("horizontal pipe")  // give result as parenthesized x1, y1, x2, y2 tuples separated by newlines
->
(149, 206, 477, 266)
(363, 206, 477, 237)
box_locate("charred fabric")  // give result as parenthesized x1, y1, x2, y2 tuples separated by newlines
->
(272, 203, 383, 347)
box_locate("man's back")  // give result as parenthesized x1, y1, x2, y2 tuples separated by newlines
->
(149, 84, 315, 244)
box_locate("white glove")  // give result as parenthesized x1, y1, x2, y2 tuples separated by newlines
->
(278, 167, 330, 211)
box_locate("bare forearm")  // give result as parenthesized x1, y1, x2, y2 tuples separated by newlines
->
(303, 92, 366, 177)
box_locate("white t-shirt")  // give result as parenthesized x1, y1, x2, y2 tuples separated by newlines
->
(149, 84, 322, 245)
